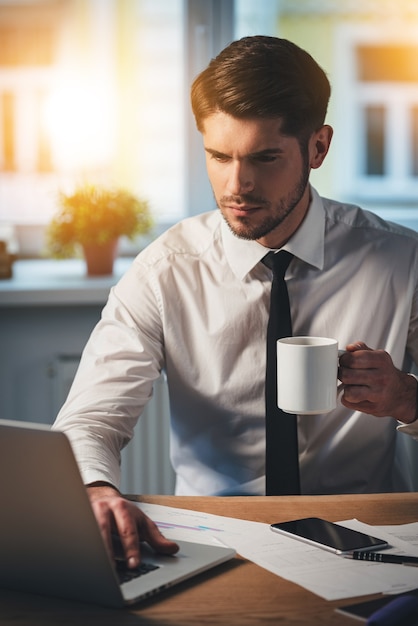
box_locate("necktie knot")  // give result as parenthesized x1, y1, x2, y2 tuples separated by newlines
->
(263, 250, 293, 279)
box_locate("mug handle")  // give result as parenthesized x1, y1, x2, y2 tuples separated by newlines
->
(337, 349, 346, 396)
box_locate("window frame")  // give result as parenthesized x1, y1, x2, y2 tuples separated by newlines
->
(334, 23, 418, 203)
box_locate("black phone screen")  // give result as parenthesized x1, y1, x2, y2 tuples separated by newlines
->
(270, 517, 388, 554)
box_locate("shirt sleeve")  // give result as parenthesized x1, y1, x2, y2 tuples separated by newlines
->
(52, 260, 164, 488)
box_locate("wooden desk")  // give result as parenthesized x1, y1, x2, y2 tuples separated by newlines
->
(1, 493, 417, 625)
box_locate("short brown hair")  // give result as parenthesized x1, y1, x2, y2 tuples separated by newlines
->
(191, 36, 331, 141)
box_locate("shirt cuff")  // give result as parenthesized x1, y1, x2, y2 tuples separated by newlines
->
(397, 373, 418, 438)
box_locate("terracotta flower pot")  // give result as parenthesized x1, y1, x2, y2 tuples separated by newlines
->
(82, 239, 118, 276)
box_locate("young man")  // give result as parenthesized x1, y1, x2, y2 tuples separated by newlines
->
(53, 36, 418, 568)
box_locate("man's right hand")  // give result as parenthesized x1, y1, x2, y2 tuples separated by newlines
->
(87, 482, 179, 568)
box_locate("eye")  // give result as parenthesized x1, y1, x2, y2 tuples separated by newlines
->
(211, 153, 230, 163)
(251, 154, 279, 163)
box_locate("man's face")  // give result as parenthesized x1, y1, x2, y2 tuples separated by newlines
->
(202, 112, 312, 249)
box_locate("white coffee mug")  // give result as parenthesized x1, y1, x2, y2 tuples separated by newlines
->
(276, 336, 341, 415)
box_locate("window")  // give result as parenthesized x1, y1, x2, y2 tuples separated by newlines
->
(0, 0, 186, 244)
(412, 106, 418, 177)
(335, 26, 418, 203)
(363, 105, 385, 176)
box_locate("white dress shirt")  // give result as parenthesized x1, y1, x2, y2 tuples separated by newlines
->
(53, 187, 418, 495)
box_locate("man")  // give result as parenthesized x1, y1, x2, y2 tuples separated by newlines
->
(53, 36, 418, 569)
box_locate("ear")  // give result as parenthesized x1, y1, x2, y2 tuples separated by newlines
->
(309, 125, 333, 169)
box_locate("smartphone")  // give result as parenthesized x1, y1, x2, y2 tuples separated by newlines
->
(270, 517, 388, 555)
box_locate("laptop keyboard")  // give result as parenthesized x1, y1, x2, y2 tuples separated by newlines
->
(115, 560, 160, 584)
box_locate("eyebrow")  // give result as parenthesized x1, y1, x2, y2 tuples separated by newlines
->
(204, 147, 285, 159)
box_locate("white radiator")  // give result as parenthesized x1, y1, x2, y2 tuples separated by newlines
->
(52, 356, 175, 495)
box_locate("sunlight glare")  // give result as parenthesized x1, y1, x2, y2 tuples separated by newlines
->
(43, 81, 115, 170)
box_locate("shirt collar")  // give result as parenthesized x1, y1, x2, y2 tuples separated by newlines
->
(221, 186, 325, 280)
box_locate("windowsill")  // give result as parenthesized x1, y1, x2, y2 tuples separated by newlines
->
(0, 257, 134, 307)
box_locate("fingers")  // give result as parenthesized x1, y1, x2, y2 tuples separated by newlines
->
(339, 346, 391, 414)
(90, 492, 179, 569)
(108, 497, 142, 569)
(338, 343, 416, 421)
(344, 341, 370, 353)
(136, 512, 180, 556)
(91, 497, 115, 562)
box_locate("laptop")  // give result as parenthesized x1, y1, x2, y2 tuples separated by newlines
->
(0, 419, 236, 608)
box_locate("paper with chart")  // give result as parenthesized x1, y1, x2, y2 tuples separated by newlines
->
(136, 502, 418, 601)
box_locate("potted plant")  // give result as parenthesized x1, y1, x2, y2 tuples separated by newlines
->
(46, 184, 152, 275)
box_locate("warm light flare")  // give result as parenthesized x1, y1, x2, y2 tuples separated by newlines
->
(43, 81, 115, 170)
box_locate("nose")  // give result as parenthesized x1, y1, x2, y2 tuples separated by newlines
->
(227, 160, 255, 195)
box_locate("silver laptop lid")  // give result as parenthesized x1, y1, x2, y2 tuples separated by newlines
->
(0, 420, 236, 607)
(0, 420, 124, 607)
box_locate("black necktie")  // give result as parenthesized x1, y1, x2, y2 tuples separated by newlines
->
(264, 251, 300, 495)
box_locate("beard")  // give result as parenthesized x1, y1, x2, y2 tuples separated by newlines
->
(218, 153, 310, 242)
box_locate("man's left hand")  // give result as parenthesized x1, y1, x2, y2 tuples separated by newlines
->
(338, 342, 417, 424)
